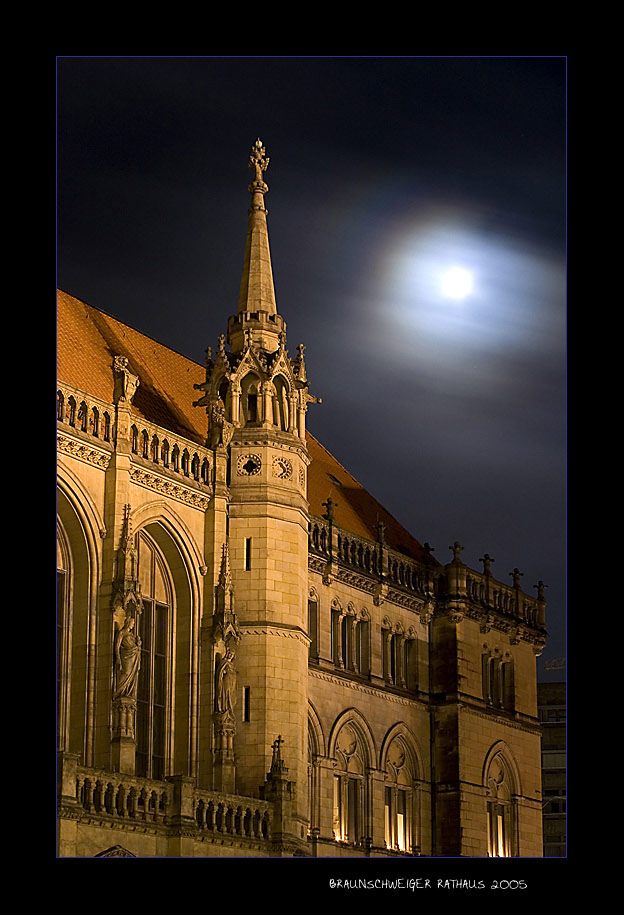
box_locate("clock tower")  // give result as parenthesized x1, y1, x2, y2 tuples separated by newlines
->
(195, 141, 319, 840)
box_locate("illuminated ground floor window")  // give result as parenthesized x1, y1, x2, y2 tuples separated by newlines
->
(487, 801, 512, 857)
(485, 749, 517, 857)
(333, 774, 363, 843)
(384, 786, 411, 851)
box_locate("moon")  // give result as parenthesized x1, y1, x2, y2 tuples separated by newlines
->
(441, 266, 474, 300)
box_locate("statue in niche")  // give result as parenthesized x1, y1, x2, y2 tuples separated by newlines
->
(215, 649, 237, 717)
(113, 616, 142, 699)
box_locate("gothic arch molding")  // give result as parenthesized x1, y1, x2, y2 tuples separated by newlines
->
(57, 466, 104, 766)
(379, 722, 424, 779)
(130, 500, 206, 599)
(57, 463, 106, 562)
(308, 701, 326, 758)
(482, 740, 522, 797)
(328, 708, 377, 766)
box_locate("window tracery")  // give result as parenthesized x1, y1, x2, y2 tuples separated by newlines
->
(333, 723, 367, 845)
(383, 736, 417, 853)
(485, 750, 516, 857)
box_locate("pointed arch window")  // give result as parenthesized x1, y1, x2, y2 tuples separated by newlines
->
(485, 750, 517, 857)
(136, 531, 171, 781)
(384, 736, 418, 853)
(333, 723, 368, 845)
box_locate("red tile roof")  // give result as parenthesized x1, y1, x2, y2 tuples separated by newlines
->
(57, 290, 430, 561)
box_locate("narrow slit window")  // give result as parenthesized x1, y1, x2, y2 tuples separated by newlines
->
(244, 537, 252, 571)
(243, 686, 250, 722)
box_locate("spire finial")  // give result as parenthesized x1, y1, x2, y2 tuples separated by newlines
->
(248, 138, 270, 189)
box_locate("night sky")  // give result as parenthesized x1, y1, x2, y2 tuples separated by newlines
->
(56, 57, 566, 681)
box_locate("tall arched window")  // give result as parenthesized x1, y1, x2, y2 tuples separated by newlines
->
(383, 735, 419, 853)
(332, 722, 369, 845)
(485, 749, 517, 857)
(136, 531, 172, 781)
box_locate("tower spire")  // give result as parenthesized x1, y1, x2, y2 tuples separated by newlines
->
(237, 139, 277, 316)
(228, 140, 285, 354)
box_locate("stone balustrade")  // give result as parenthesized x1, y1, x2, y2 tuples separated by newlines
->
(309, 516, 545, 630)
(309, 516, 431, 598)
(68, 761, 273, 844)
(74, 767, 172, 822)
(466, 571, 545, 629)
(193, 788, 272, 839)
(57, 382, 213, 488)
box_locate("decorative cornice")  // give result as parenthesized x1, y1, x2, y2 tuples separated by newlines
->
(240, 623, 310, 647)
(458, 701, 542, 736)
(385, 588, 425, 613)
(130, 468, 211, 510)
(57, 433, 112, 469)
(233, 435, 310, 459)
(309, 667, 426, 709)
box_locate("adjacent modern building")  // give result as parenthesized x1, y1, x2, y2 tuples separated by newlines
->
(57, 140, 548, 858)
(538, 682, 566, 857)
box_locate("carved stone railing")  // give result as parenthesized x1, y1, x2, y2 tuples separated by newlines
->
(73, 767, 172, 823)
(310, 516, 546, 634)
(57, 383, 115, 443)
(193, 788, 272, 841)
(128, 416, 213, 488)
(57, 382, 213, 497)
(308, 516, 432, 600)
(465, 570, 545, 629)
(68, 762, 273, 845)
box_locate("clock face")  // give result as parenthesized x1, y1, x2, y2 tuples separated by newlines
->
(237, 453, 262, 476)
(273, 456, 293, 480)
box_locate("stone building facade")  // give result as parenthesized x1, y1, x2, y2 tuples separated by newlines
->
(57, 140, 547, 858)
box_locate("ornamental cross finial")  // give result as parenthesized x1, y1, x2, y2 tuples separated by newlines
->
(450, 541, 464, 563)
(510, 567, 524, 588)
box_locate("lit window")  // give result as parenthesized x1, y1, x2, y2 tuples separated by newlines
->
(333, 724, 367, 845)
(485, 751, 516, 857)
(384, 736, 417, 853)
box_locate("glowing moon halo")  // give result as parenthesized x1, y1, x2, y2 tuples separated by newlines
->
(441, 266, 474, 300)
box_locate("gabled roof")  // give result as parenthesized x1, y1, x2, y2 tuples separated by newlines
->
(57, 290, 431, 561)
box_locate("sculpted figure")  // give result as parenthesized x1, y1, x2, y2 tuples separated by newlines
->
(215, 649, 236, 716)
(114, 616, 142, 699)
